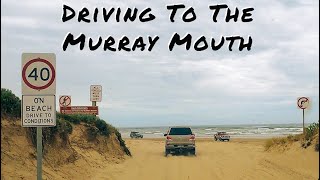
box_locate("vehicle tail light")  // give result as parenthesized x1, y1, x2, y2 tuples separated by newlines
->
(167, 136, 172, 141)
(189, 134, 195, 140)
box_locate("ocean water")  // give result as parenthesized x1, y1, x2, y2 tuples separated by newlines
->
(118, 124, 305, 139)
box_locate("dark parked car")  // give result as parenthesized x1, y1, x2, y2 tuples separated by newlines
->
(130, 131, 143, 138)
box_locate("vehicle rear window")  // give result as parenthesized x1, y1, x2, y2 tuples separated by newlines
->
(169, 128, 192, 135)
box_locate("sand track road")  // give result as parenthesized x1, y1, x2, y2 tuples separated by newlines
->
(93, 138, 319, 180)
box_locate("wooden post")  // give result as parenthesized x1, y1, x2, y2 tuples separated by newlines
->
(92, 101, 97, 116)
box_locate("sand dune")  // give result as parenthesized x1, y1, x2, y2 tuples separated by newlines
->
(2, 132, 319, 179)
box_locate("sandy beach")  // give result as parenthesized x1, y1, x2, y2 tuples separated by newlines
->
(1, 119, 318, 180)
(1, 128, 319, 180)
(91, 138, 319, 180)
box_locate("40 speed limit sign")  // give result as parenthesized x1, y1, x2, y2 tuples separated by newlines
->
(21, 53, 56, 95)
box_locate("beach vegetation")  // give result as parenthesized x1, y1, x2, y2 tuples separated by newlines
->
(1, 88, 21, 118)
(265, 137, 288, 150)
(265, 123, 319, 151)
(1, 88, 131, 156)
(304, 122, 319, 141)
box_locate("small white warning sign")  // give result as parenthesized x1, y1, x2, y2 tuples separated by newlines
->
(22, 95, 56, 127)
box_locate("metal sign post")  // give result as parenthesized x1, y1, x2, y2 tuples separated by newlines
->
(297, 97, 310, 134)
(22, 53, 57, 180)
(302, 109, 305, 134)
(37, 127, 42, 180)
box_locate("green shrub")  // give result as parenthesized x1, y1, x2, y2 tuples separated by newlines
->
(115, 130, 131, 156)
(57, 113, 99, 124)
(57, 113, 80, 124)
(1, 88, 21, 118)
(58, 114, 114, 137)
(74, 114, 97, 124)
(28, 113, 130, 155)
(43, 124, 59, 145)
(57, 119, 73, 142)
(26, 126, 58, 149)
(305, 122, 319, 140)
(1, 88, 131, 156)
(95, 119, 112, 137)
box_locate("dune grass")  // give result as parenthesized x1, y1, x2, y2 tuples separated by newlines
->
(265, 123, 319, 151)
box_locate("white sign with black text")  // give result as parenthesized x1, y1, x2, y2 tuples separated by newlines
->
(90, 85, 102, 102)
(22, 95, 56, 127)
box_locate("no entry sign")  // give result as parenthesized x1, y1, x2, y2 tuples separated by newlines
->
(21, 53, 56, 95)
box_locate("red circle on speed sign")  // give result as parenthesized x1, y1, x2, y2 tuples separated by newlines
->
(22, 58, 56, 90)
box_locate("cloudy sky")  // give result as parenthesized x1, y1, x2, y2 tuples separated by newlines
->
(1, 0, 319, 127)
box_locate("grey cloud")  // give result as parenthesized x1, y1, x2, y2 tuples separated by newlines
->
(1, 0, 319, 127)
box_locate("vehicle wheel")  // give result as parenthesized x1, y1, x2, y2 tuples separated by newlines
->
(165, 149, 170, 157)
(190, 149, 196, 156)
